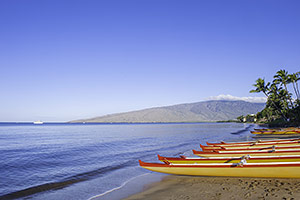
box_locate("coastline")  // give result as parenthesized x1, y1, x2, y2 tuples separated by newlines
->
(125, 175, 300, 200)
(124, 130, 300, 200)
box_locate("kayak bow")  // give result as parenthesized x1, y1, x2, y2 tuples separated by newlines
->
(139, 160, 300, 178)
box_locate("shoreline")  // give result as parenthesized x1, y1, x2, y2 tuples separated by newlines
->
(125, 130, 300, 200)
(125, 175, 300, 200)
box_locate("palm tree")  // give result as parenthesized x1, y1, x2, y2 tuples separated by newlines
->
(274, 69, 294, 108)
(274, 69, 290, 89)
(289, 72, 300, 100)
(250, 78, 288, 121)
(296, 72, 300, 98)
(250, 78, 270, 97)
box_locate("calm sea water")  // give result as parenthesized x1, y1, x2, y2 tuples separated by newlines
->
(0, 123, 259, 200)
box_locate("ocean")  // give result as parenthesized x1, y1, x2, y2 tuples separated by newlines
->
(0, 122, 260, 200)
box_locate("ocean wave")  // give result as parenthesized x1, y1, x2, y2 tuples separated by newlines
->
(0, 161, 135, 200)
(87, 173, 150, 200)
(0, 141, 194, 200)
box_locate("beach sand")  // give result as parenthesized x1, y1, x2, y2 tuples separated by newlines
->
(125, 175, 300, 200)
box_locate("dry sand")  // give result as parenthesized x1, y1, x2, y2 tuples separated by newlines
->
(125, 175, 300, 200)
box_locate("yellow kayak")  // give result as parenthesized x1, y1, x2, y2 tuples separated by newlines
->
(193, 149, 300, 157)
(158, 154, 300, 164)
(139, 160, 300, 178)
(200, 144, 300, 151)
(251, 130, 300, 135)
(205, 140, 300, 148)
(252, 127, 300, 134)
(207, 138, 300, 146)
(255, 127, 300, 131)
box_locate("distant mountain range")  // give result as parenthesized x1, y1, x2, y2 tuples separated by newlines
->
(70, 100, 265, 123)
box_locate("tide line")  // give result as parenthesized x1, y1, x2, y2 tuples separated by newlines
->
(87, 172, 151, 200)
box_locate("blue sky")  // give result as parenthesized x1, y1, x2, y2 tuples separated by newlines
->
(1, 0, 300, 121)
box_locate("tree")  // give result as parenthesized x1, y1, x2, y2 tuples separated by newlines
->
(237, 115, 244, 122)
(250, 78, 287, 120)
(250, 69, 300, 126)
(289, 72, 300, 100)
(274, 69, 294, 108)
(250, 78, 270, 97)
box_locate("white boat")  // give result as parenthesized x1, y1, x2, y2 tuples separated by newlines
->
(33, 120, 43, 124)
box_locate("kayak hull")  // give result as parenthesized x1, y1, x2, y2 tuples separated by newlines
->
(206, 140, 300, 147)
(193, 149, 300, 157)
(206, 138, 300, 146)
(251, 131, 300, 135)
(139, 160, 300, 178)
(158, 155, 300, 164)
(200, 144, 300, 151)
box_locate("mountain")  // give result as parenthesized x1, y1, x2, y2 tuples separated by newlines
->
(70, 100, 265, 123)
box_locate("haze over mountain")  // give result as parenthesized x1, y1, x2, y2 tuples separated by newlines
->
(71, 100, 265, 123)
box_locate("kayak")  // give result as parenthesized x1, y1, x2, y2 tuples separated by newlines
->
(139, 160, 300, 178)
(251, 127, 300, 135)
(251, 131, 300, 134)
(254, 128, 279, 131)
(254, 128, 300, 132)
(206, 138, 300, 146)
(206, 140, 300, 147)
(193, 149, 300, 157)
(158, 154, 300, 164)
(252, 135, 300, 139)
(200, 144, 300, 151)
(251, 131, 276, 134)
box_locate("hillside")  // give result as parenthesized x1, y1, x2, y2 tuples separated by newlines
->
(70, 100, 265, 123)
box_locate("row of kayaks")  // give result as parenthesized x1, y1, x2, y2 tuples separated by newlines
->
(251, 127, 300, 134)
(139, 137, 300, 178)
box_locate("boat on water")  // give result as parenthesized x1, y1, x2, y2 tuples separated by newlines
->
(158, 154, 300, 164)
(33, 120, 43, 124)
(139, 160, 300, 178)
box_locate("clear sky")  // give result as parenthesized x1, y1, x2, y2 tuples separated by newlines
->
(1, 0, 300, 122)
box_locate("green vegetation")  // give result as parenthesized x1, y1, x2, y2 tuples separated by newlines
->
(249, 69, 300, 127)
(237, 114, 257, 123)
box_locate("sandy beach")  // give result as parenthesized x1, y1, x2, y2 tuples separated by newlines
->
(125, 175, 300, 200)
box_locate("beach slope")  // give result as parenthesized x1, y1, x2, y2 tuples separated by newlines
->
(125, 175, 300, 200)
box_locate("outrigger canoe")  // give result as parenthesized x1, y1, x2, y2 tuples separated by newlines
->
(254, 127, 300, 131)
(254, 128, 280, 131)
(206, 140, 300, 147)
(206, 138, 300, 146)
(252, 135, 300, 139)
(158, 154, 300, 164)
(193, 149, 300, 157)
(251, 131, 300, 134)
(139, 160, 300, 178)
(200, 144, 300, 151)
(251, 127, 300, 135)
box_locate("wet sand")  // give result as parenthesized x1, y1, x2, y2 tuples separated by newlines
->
(125, 175, 300, 200)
